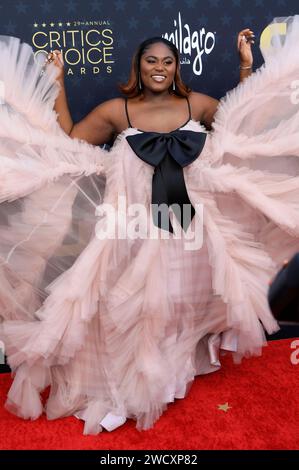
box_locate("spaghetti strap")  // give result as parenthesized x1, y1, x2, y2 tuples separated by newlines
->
(124, 98, 133, 128)
(186, 96, 192, 120)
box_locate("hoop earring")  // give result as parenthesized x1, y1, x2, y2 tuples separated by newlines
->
(172, 80, 176, 91)
(139, 72, 142, 90)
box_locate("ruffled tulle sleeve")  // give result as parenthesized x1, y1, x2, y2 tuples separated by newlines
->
(0, 36, 108, 322)
(211, 15, 299, 176)
(205, 14, 299, 263)
(182, 17, 299, 360)
(0, 36, 107, 200)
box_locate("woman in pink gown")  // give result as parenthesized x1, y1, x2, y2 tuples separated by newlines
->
(0, 17, 299, 435)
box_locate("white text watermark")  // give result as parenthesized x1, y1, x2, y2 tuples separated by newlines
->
(95, 197, 204, 251)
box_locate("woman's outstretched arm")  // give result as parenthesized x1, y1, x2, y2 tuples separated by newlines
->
(237, 28, 255, 82)
(46, 50, 74, 134)
(190, 27, 255, 129)
(46, 50, 117, 145)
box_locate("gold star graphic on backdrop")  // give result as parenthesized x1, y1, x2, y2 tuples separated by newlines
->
(50, 23, 55, 27)
(34, 23, 38, 27)
(42, 23, 46, 27)
(66, 22, 71, 26)
(217, 402, 231, 412)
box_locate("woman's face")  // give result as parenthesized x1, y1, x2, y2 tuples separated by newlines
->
(139, 42, 177, 93)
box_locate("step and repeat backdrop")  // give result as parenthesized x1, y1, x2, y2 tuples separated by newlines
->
(0, 0, 298, 121)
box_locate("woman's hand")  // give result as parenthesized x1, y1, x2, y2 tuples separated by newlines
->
(237, 28, 255, 67)
(45, 50, 65, 82)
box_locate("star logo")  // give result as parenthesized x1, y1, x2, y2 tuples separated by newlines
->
(217, 402, 231, 412)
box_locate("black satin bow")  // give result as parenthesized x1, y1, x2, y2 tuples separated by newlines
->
(126, 130, 207, 233)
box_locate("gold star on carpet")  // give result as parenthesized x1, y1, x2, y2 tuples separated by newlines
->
(217, 402, 231, 412)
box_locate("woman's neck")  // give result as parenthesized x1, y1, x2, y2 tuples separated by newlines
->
(140, 89, 176, 102)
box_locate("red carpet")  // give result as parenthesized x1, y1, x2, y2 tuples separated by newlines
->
(0, 338, 298, 450)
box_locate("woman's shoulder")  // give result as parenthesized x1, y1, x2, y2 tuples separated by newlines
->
(188, 90, 217, 105)
(99, 96, 140, 136)
(188, 91, 219, 126)
(97, 97, 125, 113)
(92, 97, 126, 130)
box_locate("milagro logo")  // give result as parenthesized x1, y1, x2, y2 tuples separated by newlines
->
(162, 12, 216, 76)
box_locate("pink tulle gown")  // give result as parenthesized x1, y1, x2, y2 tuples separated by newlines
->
(1, 16, 299, 435)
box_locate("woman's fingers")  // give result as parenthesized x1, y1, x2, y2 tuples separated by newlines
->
(45, 50, 64, 67)
(238, 28, 255, 50)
